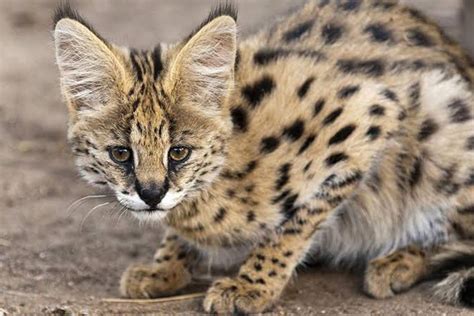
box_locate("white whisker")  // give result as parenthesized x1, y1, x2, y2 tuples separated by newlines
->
(79, 202, 110, 232)
(67, 194, 110, 217)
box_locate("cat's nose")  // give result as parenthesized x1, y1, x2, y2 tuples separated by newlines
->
(135, 180, 168, 208)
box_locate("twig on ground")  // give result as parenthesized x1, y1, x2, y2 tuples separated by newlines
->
(101, 292, 205, 304)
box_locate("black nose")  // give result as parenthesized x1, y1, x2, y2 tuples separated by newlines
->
(135, 181, 168, 208)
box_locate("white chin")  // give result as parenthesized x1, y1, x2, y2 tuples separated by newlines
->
(130, 210, 167, 222)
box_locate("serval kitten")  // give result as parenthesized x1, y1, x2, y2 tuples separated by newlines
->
(53, 1, 474, 313)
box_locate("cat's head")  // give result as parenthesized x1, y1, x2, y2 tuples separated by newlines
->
(53, 3, 237, 221)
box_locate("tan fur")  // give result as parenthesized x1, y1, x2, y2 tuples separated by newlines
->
(54, 1, 474, 313)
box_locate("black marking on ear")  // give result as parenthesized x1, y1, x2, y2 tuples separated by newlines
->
(298, 77, 316, 99)
(186, 1, 238, 41)
(151, 45, 164, 80)
(337, 58, 385, 77)
(364, 23, 393, 43)
(448, 99, 472, 123)
(283, 20, 314, 42)
(328, 124, 356, 146)
(417, 118, 439, 142)
(406, 28, 434, 47)
(241, 75, 276, 108)
(231, 106, 248, 132)
(322, 23, 344, 44)
(53, 2, 108, 45)
(261, 136, 280, 154)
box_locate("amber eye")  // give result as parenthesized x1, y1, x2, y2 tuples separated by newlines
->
(169, 146, 191, 163)
(109, 146, 132, 164)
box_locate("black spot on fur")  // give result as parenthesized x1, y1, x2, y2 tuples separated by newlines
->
(436, 167, 460, 196)
(283, 20, 314, 42)
(246, 210, 256, 222)
(298, 77, 316, 99)
(260, 136, 280, 154)
(407, 28, 434, 47)
(275, 163, 292, 190)
(283, 119, 305, 141)
(325, 152, 349, 166)
(408, 82, 421, 109)
(313, 99, 326, 117)
(239, 274, 254, 284)
(230, 106, 248, 132)
(417, 118, 439, 142)
(213, 208, 227, 223)
(253, 48, 326, 66)
(323, 108, 343, 126)
(272, 189, 291, 204)
(382, 89, 399, 102)
(281, 194, 299, 220)
(448, 99, 472, 123)
(328, 124, 356, 146)
(298, 134, 317, 155)
(322, 170, 362, 189)
(322, 23, 344, 44)
(430, 253, 474, 280)
(366, 126, 381, 141)
(130, 50, 144, 82)
(458, 205, 474, 214)
(338, 85, 360, 99)
(460, 278, 474, 307)
(369, 104, 386, 116)
(409, 157, 423, 187)
(339, 0, 361, 11)
(364, 23, 393, 42)
(466, 137, 474, 151)
(254, 262, 262, 271)
(242, 76, 276, 108)
(337, 58, 385, 77)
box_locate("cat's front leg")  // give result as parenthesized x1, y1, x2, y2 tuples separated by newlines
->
(120, 230, 199, 299)
(203, 202, 348, 314)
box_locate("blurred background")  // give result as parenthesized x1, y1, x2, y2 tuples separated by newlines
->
(0, 0, 472, 314)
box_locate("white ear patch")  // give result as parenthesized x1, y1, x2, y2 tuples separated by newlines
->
(54, 19, 126, 107)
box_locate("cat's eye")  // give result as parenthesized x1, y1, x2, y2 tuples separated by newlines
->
(109, 146, 132, 164)
(169, 146, 191, 163)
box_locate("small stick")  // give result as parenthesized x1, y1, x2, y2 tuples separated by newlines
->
(0, 239, 10, 247)
(102, 292, 205, 304)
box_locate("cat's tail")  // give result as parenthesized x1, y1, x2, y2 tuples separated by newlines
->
(429, 241, 474, 307)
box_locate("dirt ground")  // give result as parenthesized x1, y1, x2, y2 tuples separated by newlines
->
(0, 0, 473, 314)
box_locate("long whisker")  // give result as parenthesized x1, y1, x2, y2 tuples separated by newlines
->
(67, 194, 111, 217)
(79, 202, 110, 232)
(115, 206, 128, 226)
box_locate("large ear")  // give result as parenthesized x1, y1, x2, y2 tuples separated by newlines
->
(53, 6, 128, 111)
(166, 13, 237, 112)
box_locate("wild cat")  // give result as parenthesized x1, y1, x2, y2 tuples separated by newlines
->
(53, 0, 474, 313)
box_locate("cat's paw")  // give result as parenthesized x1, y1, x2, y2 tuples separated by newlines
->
(120, 263, 192, 299)
(203, 277, 276, 314)
(364, 248, 426, 299)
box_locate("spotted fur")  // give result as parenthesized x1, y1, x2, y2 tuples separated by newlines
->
(54, 0, 474, 313)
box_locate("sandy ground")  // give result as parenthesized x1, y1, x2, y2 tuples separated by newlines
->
(0, 0, 473, 314)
